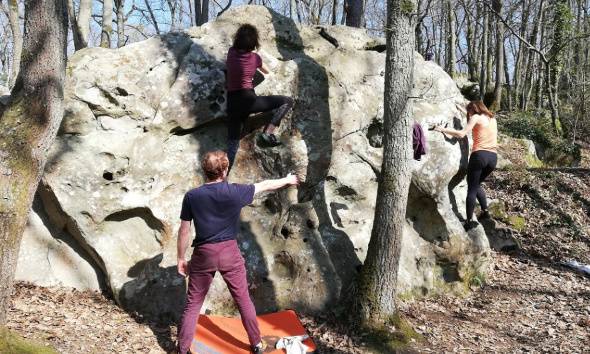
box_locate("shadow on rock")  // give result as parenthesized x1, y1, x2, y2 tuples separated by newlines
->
(268, 8, 361, 305)
(120, 253, 186, 352)
(448, 116, 470, 221)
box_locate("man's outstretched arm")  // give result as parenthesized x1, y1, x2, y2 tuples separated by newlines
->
(254, 173, 298, 195)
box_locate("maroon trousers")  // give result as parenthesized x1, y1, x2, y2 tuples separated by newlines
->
(177, 240, 261, 354)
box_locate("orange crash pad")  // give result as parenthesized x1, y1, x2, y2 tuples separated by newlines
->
(190, 310, 316, 354)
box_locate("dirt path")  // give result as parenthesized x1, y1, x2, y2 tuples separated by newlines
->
(6, 169, 590, 353)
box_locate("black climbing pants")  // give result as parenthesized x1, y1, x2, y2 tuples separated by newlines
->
(466, 150, 497, 221)
(226, 89, 294, 167)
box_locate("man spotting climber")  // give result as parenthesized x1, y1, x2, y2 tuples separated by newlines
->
(176, 150, 298, 354)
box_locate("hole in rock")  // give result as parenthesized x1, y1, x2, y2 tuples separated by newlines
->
(438, 262, 460, 283)
(406, 182, 450, 245)
(336, 185, 357, 197)
(115, 87, 129, 96)
(280, 227, 291, 238)
(103, 171, 114, 181)
(367, 119, 384, 148)
(364, 44, 386, 53)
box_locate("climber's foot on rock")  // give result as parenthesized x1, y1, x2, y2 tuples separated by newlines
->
(257, 132, 282, 148)
(464, 220, 479, 231)
(478, 210, 491, 220)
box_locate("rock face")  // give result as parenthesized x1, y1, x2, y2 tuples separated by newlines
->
(497, 134, 543, 169)
(18, 6, 491, 320)
(16, 197, 103, 290)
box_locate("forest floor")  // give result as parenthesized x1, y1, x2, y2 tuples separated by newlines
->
(5, 168, 590, 354)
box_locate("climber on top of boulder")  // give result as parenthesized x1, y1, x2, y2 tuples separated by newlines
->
(225, 23, 294, 170)
(433, 100, 498, 231)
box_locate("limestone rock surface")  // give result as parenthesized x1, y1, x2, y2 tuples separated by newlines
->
(20, 5, 491, 320)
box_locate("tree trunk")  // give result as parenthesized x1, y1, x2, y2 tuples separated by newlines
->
(548, 0, 569, 133)
(166, 0, 177, 31)
(293, 0, 299, 21)
(146, 0, 161, 34)
(534, 21, 547, 107)
(188, 0, 194, 26)
(473, 2, 482, 79)
(200, 0, 209, 25)
(479, 7, 489, 98)
(331, 0, 337, 25)
(101, 0, 113, 47)
(445, 0, 456, 77)
(115, 0, 125, 47)
(464, 0, 477, 81)
(7, 0, 22, 88)
(194, 0, 202, 25)
(195, 0, 208, 25)
(545, 61, 561, 132)
(513, 0, 530, 108)
(490, 0, 503, 110)
(503, 43, 512, 111)
(345, 0, 364, 27)
(415, 0, 423, 54)
(0, 0, 68, 325)
(355, 0, 415, 326)
(485, 10, 493, 94)
(68, 0, 91, 50)
(523, 0, 545, 109)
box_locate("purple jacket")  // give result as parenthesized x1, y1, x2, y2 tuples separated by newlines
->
(413, 122, 427, 160)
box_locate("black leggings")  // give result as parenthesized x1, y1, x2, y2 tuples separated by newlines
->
(226, 89, 294, 167)
(466, 150, 497, 221)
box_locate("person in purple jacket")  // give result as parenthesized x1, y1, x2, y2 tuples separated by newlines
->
(225, 24, 294, 169)
(176, 150, 298, 354)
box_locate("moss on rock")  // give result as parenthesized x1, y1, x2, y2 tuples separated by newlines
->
(361, 313, 423, 353)
(0, 327, 58, 354)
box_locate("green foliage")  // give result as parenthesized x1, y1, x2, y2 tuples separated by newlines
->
(499, 111, 580, 167)
(508, 215, 526, 232)
(499, 111, 553, 147)
(0, 327, 58, 354)
(400, 0, 416, 15)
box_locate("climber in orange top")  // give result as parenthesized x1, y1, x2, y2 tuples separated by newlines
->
(433, 100, 498, 230)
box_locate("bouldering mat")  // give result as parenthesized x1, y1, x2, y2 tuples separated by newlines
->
(190, 309, 316, 354)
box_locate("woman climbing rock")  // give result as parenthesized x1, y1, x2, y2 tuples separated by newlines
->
(434, 100, 498, 230)
(225, 24, 294, 169)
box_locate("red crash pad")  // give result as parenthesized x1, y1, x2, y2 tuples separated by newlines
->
(190, 310, 316, 353)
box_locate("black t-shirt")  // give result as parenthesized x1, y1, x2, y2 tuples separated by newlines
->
(180, 181, 255, 246)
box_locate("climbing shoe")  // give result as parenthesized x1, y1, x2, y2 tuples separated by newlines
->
(464, 220, 479, 231)
(479, 210, 491, 220)
(257, 132, 282, 147)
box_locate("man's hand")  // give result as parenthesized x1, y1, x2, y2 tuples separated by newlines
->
(178, 259, 189, 277)
(284, 173, 299, 186)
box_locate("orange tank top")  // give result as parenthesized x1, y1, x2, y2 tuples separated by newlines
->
(472, 115, 498, 152)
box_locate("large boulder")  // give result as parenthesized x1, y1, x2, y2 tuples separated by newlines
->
(18, 5, 491, 321)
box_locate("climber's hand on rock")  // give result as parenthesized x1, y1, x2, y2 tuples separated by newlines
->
(285, 173, 299, 186)
(178, 259, 189, 277)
